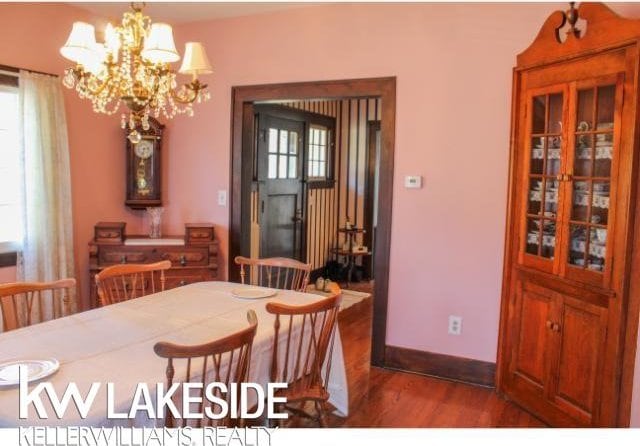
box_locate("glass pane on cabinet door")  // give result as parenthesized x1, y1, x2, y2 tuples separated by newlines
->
(526, 218, 541, 255)
(574, 134, 593, 177)
(525, 92, 562, 262)
(528, 178, 543, 215)
(594, 132, 613, 177)
(588, 227, 606, 272)
(544, 179, 559, 217)
(596, 86, 615, 129)
(576, 89, 594, 131)
(530, 137, 545, 175)
(546, 136, 562, 176)
(569, 224, 587, 267)
(532, 96, 546, 134)
(568, 84, 616, 273)
(548, 94, 563, 134)
(541, 220, 556, 259)
(592, 181, 610, 225)
(571, 181, 590, 222)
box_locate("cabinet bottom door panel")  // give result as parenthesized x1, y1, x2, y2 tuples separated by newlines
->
(551, 298, 607, 425)
(509, 282, 553, 393)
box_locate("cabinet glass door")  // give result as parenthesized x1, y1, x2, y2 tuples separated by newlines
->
(525, 92, 563, 261)
(567, 84, 615, 274)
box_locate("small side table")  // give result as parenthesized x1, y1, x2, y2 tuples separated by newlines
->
(333, 227, 371, 284)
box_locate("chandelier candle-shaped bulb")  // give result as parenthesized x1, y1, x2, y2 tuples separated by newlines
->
(104, 23, 120, 62)
(179, 42, 213, 80)
(60, 22, 98, 65)
(142, 23, 180, 64)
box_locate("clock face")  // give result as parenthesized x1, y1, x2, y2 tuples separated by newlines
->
(134, 140, 153, 159)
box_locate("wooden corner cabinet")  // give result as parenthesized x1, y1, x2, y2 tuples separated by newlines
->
(89, 222, 218, 308)
(497, 3, 640, 427)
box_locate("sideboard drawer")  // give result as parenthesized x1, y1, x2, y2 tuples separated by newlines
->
(164, 268, 215, 289)
(159, 247, 209, 266)
(99, 248, 153, 265)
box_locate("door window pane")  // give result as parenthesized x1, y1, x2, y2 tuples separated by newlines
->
(268, 129, 278, 153)
(279, 155, 287, 178)
(268, 154, 277, 179)
(279, 131, 288, 154)
(288, 155, 297, 178)
(308, 125, 329, 180)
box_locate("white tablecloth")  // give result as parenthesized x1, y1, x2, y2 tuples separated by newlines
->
(0, 281, 348, 426)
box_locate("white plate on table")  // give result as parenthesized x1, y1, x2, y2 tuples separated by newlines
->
(231, 288, 277, 299)
(0, 359, 59, 387)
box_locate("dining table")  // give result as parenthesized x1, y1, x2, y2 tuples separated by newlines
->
(0, 281, 349, 427)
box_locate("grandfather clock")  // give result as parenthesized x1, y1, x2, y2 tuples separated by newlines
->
(125, 117, 164, 209)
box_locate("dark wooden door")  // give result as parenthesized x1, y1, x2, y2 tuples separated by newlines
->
(257, 113, 305, 260)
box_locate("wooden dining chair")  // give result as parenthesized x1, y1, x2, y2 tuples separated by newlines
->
(234, 256, 311, 292)
(266, 292, 342, 427)
(153, 310, 258, 428)
(0, 278, 77, 332)
(95, 260, 172, 306)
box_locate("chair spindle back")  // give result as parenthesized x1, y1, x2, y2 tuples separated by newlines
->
(154, 310, 258, 428)
(234, 256, 311, 292)
(95, 260, 172, 306)
(0, 278, 77, 332)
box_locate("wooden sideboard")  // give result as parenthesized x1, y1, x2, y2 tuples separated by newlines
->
(88, 222, 218, 308)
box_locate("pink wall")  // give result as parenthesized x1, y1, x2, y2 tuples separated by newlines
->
(0, 3, 145, 306)
(0, 266, 16, 283)
(169, 2, 556, 357)
(1, 1, 640, 426)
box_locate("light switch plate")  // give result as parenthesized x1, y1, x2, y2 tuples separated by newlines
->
(217, 190, 227, 206)
(404, 175, 422, 189)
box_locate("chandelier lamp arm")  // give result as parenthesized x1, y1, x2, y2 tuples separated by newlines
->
(170, 80, 209, 105)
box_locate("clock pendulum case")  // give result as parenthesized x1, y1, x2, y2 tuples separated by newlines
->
(125, 117, 165, 209)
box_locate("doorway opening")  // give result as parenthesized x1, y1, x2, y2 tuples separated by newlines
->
(229, 77, 395, 366)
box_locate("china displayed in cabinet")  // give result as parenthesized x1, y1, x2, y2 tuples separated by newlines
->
(498, 3, 640, 427)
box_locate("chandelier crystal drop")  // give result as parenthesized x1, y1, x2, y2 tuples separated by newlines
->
(60, 3, 212, 141)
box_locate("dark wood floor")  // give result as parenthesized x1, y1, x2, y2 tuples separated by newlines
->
(313, 284, 546, 428)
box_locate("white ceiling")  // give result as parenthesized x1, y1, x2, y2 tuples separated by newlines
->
(70, 2, 316, 24)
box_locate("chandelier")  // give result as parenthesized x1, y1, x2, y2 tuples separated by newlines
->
(60, 3, 212, 143)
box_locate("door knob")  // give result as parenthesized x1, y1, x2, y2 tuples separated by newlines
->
(546, 320, 553, 329)
(553, 323, 561, 332)
(291, 209, 303, 223)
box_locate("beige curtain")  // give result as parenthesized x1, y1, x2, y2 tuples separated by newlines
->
(16, 70, 76, 321)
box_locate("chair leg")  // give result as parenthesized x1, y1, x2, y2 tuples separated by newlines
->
(315, 401, 329, 427)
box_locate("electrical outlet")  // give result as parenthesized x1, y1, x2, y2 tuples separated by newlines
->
(448, 315, 462, 335)
(217, 190, 227, 206)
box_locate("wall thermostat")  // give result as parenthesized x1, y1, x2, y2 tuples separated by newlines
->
(404, 175, 423, 189)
